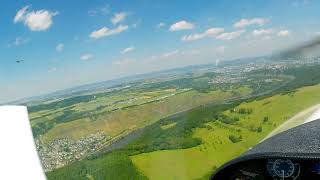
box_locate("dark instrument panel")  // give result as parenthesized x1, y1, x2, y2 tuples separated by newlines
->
(213, 158, 320, 179)
(211, 120, 320, 180)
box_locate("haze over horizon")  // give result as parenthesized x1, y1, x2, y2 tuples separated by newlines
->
(1, 0, 320, 103)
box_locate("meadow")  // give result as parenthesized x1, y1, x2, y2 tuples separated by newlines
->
(36, 63, 320, 179)
(130, 84, 320, 180)
(47, 152, 148, 180)
(40, 88, 249, 143)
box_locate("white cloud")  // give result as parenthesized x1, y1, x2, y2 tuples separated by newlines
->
(99, 5, 110, 14)
(181, 49, 201, 55)
(48, 67, 57, 73)
(216, 30, 246, 40)
(14, 6, 29, 23)
(252, 29, 274, 36)
(292, 0, 310, 7)
(111, 12, 128, 25)
(113, 58, 132, 65)
(88, 4, 110, 16)
(182, 28, 224, 41)
(56, 43, 64, 52)
(277, 30, 290, 37)
(121, 46, 135, 54)
(169, 20, 194, 31)
(150, 55, 158, 60)
(81, 53, 94, 60)
(205, 28, 225, 36)
(8, 36, 30, 47)
(216, 46, 226, 54)
(182, 34, 205, 41)
(147, 49, 201, 62)
(14, 6, 58, 31)
(132, 19, 142, 28)
(148, 50, 180, 61)
(157, 22, 166, 28)
(90, 25, 128, 39)
(234, 18, 269, 28)
(162, 50, 179, 58)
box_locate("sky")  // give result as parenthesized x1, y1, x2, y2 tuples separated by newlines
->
(1, 0, 320, 103)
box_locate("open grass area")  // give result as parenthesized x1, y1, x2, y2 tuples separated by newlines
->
(131, 121, 253, 180)
(130, 84, 320, 180)
(47, 152, 147, 180)
(40, 87, 250, 143)
(225, 83, 320, 139)
(160, 122, 177, 130)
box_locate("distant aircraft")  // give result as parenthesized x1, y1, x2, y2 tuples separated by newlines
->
(16, 60, 24, 63)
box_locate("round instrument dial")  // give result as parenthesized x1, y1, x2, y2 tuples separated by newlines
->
(267, 159, 295, 178)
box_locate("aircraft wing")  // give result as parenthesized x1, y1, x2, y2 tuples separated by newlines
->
(0, 106, 46, 180)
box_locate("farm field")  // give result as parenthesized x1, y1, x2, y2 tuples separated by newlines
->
(130, 84, 320, 180)
(131, 121, 252, 180)
(32, 63, 320, 179)
(37, 87, 250, 143)
(32, 67, 273, 172)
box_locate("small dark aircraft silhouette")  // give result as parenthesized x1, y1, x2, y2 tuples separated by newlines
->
(16, 60, 24, 63)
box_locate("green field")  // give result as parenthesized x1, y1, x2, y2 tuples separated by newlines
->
(35, 64, 320, 179)
(47, 152, 148, 180)
(130, 84, 320, 180)
(36, 87, 251, 143)
(131, 121, 252, 180)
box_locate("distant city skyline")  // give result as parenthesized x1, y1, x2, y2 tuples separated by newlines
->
(1, 0, 320, 103)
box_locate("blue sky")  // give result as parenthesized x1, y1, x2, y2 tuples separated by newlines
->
(1, 0, 320, 103)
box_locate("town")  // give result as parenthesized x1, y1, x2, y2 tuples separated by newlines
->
(36, 132, 109, 171)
